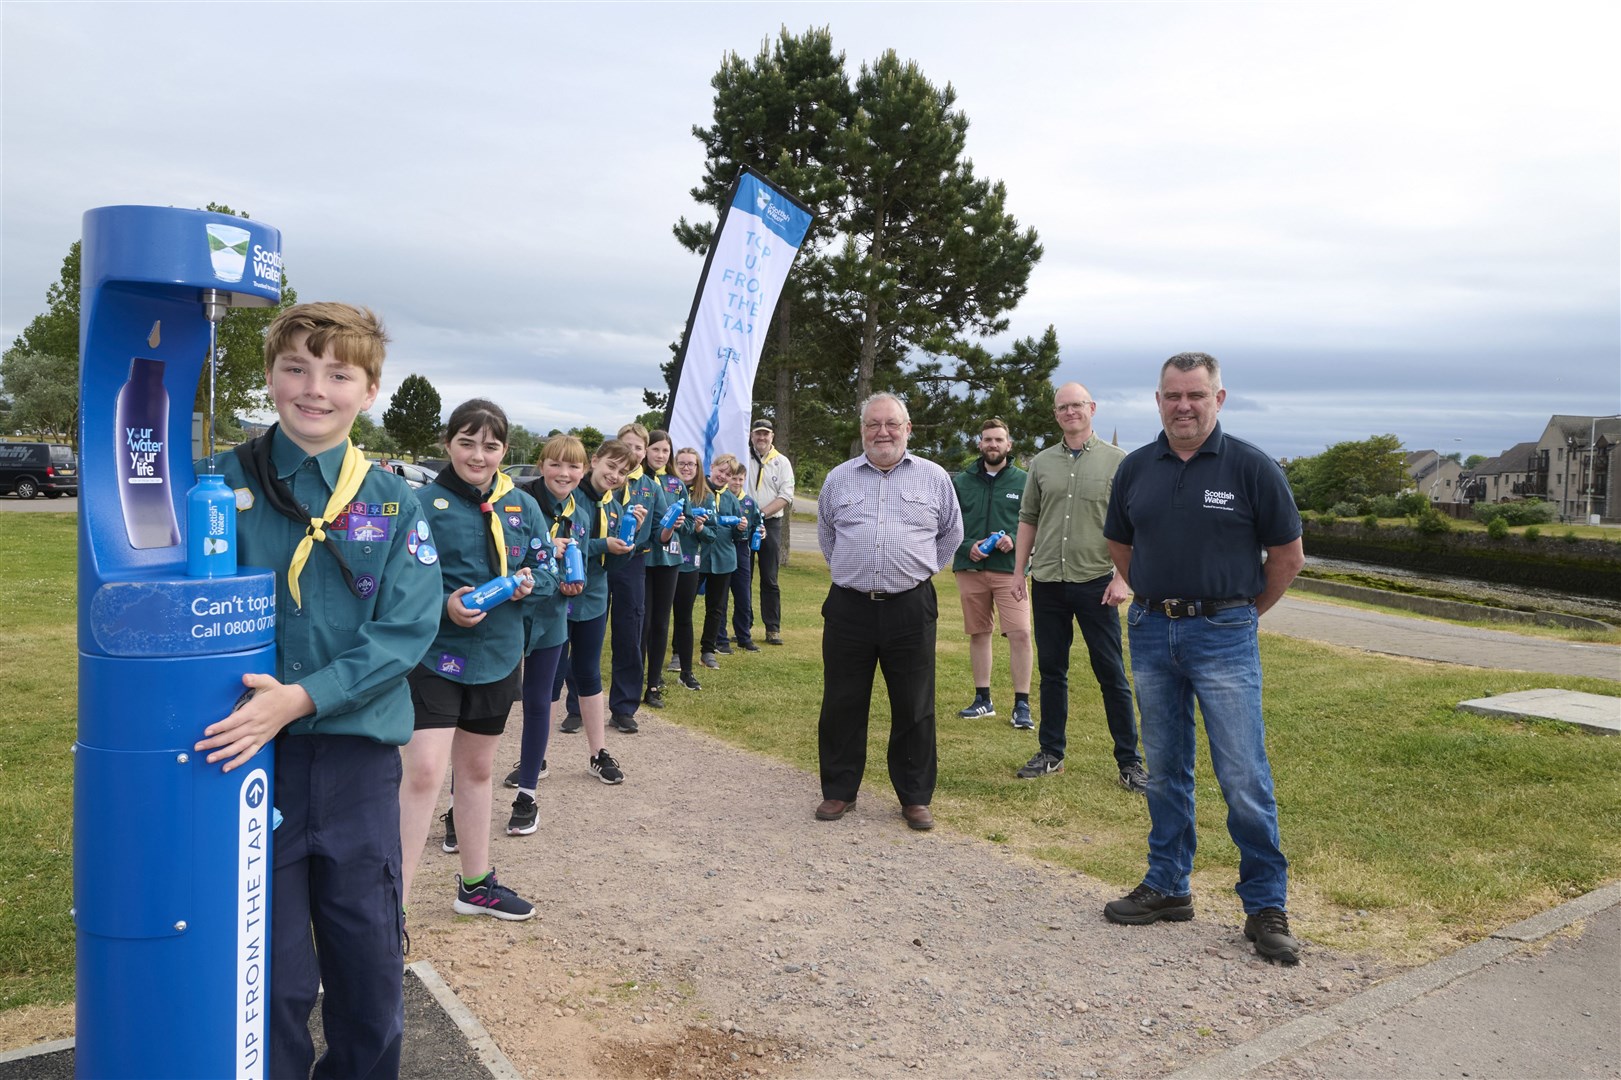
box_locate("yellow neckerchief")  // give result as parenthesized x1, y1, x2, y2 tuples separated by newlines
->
(544, 491, 577, 540)
(287, 442, 370, 609)
(752, 446, 781, 496)
(486, 470, 516, 577)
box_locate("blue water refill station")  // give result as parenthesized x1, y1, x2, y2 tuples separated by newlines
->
(76, 206, 283, 1078)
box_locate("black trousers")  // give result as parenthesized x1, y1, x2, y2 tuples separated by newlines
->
(606, 551, 646, 718)
(755, 517, 783, 633)
(642, 564, 679, 692)
(699, 571, 733, 652)
(1031, 576, 1141, 768)
(672, 569, 701, 675)
(817, 581, 938, 806)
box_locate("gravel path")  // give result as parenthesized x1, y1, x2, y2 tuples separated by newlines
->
(402, 708, 1388, 1079)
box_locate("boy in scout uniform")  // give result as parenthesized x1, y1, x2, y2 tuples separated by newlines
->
(194, 302, 441, 1080)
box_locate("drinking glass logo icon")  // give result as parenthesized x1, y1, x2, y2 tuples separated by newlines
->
(205, 223, 251, 283)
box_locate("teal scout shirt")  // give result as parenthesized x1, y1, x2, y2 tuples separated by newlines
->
(211, 427, 442, 745)
(617, 468, 663, 553)
(522, 480, 575, 653)
(567, 477, 614, 621)
(695, 488, 747, 575)
(419, 475, 546, 685)
(645, 471, 685, 568)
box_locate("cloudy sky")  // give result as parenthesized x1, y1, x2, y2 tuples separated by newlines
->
(4, 1, 1616, 460)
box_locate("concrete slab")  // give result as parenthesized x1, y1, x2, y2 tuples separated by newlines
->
(1458, 689, 1621, 734)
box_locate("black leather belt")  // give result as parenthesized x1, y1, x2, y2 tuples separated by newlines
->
(838, 581, 924, 601)
(1139, 597, 1252, 618)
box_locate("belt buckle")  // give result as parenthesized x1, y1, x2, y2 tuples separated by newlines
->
(870, 590, 888, 601)
(1162, 598, 1185, 619)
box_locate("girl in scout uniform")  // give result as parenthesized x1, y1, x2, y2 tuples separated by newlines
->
(668, 447, 712, 692)
(505, 434, 588, 835)
(640, 431, 682, 710)
(549, 437, 644, 784)
(697, 454, 750, 668)
(398, 399, 542, 921)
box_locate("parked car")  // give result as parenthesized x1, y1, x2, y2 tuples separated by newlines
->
(503, 463, 542, 482)
(0, 441, 78, 499)
(375, 459, 438, 489)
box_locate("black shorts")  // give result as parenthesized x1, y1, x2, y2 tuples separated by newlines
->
(408, 663, 521, 736)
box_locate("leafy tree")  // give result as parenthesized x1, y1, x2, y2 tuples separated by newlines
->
(1464, 453, 1486, 469)
(902, 326, 1062, 463)
(383, 375, 443, 458)
(569, 425, 605, 454)
(831, 50, 1041, 407)
(634, 409, 666, 435)
(507, 423, 541, 467)
(0, 351, 78, 441)
(1285, 434, 1407, 512)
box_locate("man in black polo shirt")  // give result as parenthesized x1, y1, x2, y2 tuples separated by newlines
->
(1100, 352, 1306, 965)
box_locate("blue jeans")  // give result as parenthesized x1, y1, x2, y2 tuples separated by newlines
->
(1125, 601, 1288, 913)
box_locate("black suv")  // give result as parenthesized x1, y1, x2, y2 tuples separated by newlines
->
(0, 442, 79, 498)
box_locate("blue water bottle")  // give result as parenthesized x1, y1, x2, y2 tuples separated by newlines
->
(617, 507, 639, 544)
(976, 530, 1007, 556)
(660, 499, 685, 531)
(717, 514, 743, 527)
(462, 569, 530, 612)
(750, 524, 764, 552)
(185, 473, 236, 577)
(562, 541, 586, 584)
(689, 505, 712, 521)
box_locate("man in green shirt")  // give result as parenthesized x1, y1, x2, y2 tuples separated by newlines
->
(1011, 382, 1147, 793)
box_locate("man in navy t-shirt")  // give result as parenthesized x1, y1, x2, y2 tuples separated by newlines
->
(1100, 352, 1306, 965)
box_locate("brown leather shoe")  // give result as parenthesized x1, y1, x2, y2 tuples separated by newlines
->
(901, 804, 934, 831)
(815, 797, 855, 821)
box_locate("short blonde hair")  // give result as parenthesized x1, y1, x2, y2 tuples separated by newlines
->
(711, 453, 740, 476)
(592, 438, 636, 468)
(539, 434, 586, 466)
(264, 302, 388, 387)
(617, 422, 649, 444)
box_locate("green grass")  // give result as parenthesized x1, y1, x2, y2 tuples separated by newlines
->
(2, 516, 1618, 1011)
(0, 515, 78, 1009)
(673, 555, 1621, 964)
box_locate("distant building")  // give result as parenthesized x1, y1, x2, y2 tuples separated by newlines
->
(1403, 450, 1464, 503)
(1464, 415, 1619, 522)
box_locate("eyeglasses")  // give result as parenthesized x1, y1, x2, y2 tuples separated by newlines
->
(862, 420, 907, 433)
(1055, 401, 1094, 414)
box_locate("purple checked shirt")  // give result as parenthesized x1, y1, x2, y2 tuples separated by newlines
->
(818, 452, 964, 593)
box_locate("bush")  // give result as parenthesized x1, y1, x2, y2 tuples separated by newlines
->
(1414, 508, 1453, 536)
(1524, 525, 1541, 542)
(1368, 494, 1403, 517)
(1329, 501, 1361, 518)
(1362, 513, 1380, 531)
(1486, 517, 1510, 540)
(1473, 499, 1555, 527)
(1397, 492, 1430, 516)
(1562, 529, 1580, 544)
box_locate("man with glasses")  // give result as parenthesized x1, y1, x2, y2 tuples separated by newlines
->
(1011, 382, 1147, 793)
(814, 393, 963, 832)
(1100, 353, 1304, 964)
(950, 417, 1034, 729)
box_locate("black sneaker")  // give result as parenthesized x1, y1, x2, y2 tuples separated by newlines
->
(739, 639, 761, 652)
(1010, 701, 1034, 730)
(715, 641, 734, 655)
(957, 696, 995, 719)
(1245, 908, 1301, 965)
(701, 652, 720, 670)
(1118, 762, 1149, 795)
(1016, 751, 1064, 779)
(441, 807, 458, 854)
(643, 686, 666, 709)
(666, 654, 680, 672)
(589, 749, 625, 785)
(560, 713, 582, 734)
(610, 713, 640, 734)
(506, 792, 538, 836)
(454, 869, 536, 921)
(679, 673, 702, 691)
(1104, 883, 1194, 925)
(502, 759, 548, 788)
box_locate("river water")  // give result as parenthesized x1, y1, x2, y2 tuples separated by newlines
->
(1304, 555, 1621, 623)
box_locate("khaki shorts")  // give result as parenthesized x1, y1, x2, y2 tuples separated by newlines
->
(954, 570, 1030, 636)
